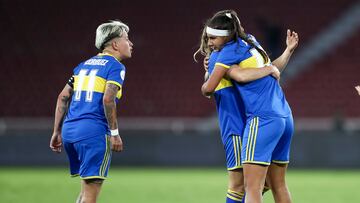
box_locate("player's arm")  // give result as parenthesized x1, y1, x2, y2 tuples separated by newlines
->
(201, 65, 227, 96)
(227, 65, 281, 83)
(272, 29, 299, 72)
(50, 82, 73, 153)
(103, 83, 123, 152)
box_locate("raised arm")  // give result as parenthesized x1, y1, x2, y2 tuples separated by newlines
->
(272, 29, 299, 72)
(50, 84, 73, 153)
(355, 85, 360, 96)
(103, 83, 123, 152)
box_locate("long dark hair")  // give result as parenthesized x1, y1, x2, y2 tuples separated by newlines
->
(194, 10, 269, 63)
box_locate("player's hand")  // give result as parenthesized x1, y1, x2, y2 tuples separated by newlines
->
(355, 85, 360, 95)
(110, 135, 123, 152)
(50, 132, 62, 153)
(269, 65, 281, 80)
(201, 81, 213, 98)
(203, 56, 209, 71)
(286, 29, 299, 53)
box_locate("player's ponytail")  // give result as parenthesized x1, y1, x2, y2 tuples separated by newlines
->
(228, 11, 270, 64)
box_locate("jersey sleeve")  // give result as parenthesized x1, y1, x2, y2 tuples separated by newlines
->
(106, 62, 126, 88)
(106, 62, 126, 100)
(208, 51, 219, 74)
(215, 40, 252, 69)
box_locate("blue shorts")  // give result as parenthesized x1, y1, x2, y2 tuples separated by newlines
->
(63, 135, 112, 179)
(224, 134, 243, 170)
(242, 115, 294, 165)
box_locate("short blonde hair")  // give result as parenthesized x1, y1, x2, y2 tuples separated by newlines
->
(95, 20, 129, 50)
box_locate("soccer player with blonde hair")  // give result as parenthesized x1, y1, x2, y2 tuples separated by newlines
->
(50, 20, 133, 203)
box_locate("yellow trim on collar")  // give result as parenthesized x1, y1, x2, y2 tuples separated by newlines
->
(98, 53, 121, 63)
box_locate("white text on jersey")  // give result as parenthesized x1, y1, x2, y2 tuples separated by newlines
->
(84, 59, 109, 66)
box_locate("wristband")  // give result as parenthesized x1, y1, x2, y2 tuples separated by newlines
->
(110, 129, 119, 136)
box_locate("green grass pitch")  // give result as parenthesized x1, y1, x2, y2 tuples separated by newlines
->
(0, 167, 359, 203)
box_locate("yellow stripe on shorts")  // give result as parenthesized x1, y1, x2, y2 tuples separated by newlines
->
(99, 136, 111, 177)
(245, 118, 254, 161)
(251, 117, 259, 161)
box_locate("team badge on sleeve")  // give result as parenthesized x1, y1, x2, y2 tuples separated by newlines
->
(120, 70, 125, 81)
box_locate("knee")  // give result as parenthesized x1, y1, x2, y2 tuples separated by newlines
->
(271, 184, 289, 194)
(228, 178, 245, 192)
(267, 177, 287, 192)
(244, 179, 264, 193)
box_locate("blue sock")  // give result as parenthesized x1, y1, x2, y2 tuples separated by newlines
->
(226, 189, 244, 203)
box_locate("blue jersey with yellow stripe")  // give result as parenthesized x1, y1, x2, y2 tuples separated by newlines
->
(62, 53, 125, 142)
(215, 36, 291, 118)
(208, 51, 245, 142)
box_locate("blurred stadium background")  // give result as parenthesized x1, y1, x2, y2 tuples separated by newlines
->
(1, 0, 360, 202)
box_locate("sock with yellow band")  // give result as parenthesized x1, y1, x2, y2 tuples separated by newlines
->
(226, 189, 244, 203)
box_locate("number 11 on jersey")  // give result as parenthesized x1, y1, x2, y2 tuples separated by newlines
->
(74, 69, 99, 102)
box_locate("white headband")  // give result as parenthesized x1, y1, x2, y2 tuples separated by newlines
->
(206, 26, 230, 37)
